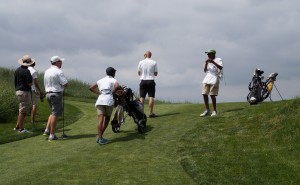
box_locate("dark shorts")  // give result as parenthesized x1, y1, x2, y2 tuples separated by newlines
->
(46, 93, 63, 116)
(139, 80, 156, 98)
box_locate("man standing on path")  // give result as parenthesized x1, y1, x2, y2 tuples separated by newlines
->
(28, 62, 45, 126)
(137, 51, 158, 118)
(89, 67, 119, 145)
(200, 49, 223, 117)
(44, 56, 68, 141)
(14, 55, 34, 133)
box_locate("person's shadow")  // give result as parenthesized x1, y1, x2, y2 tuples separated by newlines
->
(64, 125, 154, 143)
(65, 133, 97, 140)
(109, 125, 154, 143)
(154, 112, 180, 118)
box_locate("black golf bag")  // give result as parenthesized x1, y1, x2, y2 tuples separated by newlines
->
(247, 68, 278, 105)
(111, 86, 147, 133)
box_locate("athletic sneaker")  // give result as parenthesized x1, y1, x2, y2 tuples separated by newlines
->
(211, 111, 217, 117)
(99, 138, 109, 145)
(149, 113, 158, 118)
(13, 128, 19, 132)
(96, 137, 108, 143)
(200, 109, 210, 117)
(18, 128, 30, 133)
(48, 135, 59, 141)
(43, 131, 50, 136)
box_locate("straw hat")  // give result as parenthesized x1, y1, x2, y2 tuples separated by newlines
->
(18, 55, 35, 66)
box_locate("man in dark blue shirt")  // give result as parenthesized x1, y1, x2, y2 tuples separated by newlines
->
(14, 55, 34, 133)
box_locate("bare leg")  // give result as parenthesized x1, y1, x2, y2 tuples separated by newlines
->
(50, 115, 58, 135)
(203, 95, 210, 110)
(210, 95, 217, 111)
(98, 115, 104, 139)
(140, 97, 145, 112)
(44, 115, 51, 131)
(102, 116, 110, 135)
(149, 97, 154, 114)
(31, 105, 37, 123)
(16, 112, 26, 129)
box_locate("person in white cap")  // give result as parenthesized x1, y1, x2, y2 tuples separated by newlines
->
(200, 49, 223, 117)
(14, 55, 34, 133)
(43, 56, 68, 141)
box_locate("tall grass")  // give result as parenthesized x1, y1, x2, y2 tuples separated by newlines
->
(0, 68, 18, 121)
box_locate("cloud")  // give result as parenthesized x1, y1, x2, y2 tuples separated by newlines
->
(1, 0, 299, 103)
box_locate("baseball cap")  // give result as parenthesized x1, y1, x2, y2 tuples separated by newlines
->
(106, 67, 117, 76)
(205, 49, 216, 54)
(50, 56, 65, 63)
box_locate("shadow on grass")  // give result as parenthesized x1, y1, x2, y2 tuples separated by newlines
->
(66, 133, 97, 139)
(154, 112, 180, 118)
(110, 125, 154, 143)
(223, 108, 245, 113)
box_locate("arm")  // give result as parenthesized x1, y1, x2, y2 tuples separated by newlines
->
(89, 83, 100, 95)
(204, 60, 209, 72)
(204, 59, 223, 72)
(33, 79, 44, 96)
(113, 82, 120, 93)
(211, 60, 223, 70)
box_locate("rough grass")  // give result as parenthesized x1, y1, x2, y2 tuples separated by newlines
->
(178, 99, 300, 184)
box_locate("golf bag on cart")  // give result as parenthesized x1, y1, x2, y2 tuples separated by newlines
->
(110, 86, 147, 133)
(247, 68, 279, 105)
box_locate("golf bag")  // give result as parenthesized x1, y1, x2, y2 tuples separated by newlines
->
(247, 68, 278, 105)
(111, 86, 147, 133)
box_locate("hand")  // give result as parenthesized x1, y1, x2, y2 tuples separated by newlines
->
(206, 59, 212, 64)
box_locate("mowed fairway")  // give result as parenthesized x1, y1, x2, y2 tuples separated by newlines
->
(1, 98, 299, 185)
(0, 100, 199, 185)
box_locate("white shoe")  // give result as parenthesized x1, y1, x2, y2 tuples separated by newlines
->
(200, 109, 210, 117)
(19, 128, 30, 133)
(211, 111, 217, 117)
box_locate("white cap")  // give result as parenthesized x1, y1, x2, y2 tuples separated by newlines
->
(50, 56, 65, 63)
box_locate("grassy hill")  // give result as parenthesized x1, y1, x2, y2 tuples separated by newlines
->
(0, 67, 299, 184)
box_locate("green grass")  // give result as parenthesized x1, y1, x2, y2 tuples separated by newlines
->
(1, 67, 300, 184)
(178, 99, 300, 184)
(0, 98, 299, 184)
(0, 100, 83, 144)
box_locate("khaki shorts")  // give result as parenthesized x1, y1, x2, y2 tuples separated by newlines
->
(31, 91, 39, 106)
(16, 90, 31, 114)
(202, 82, 220, 96)
(96, 105, 113, 116)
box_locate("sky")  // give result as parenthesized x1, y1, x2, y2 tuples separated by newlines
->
(1, 0, 299, 103)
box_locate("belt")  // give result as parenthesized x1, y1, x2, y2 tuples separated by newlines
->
(46, 91, 62, 94)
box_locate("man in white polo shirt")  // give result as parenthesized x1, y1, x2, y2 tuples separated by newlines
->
(137, 51, 158, 118)
(43, 56, 68, 141)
